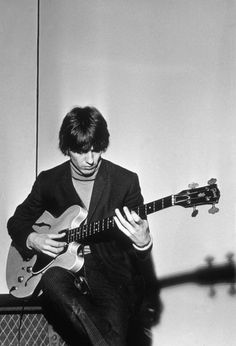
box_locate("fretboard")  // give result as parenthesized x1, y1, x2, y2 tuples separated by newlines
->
(65, 195, 174, 244)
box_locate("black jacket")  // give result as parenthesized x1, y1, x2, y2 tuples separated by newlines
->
(8, 159, 153, 291)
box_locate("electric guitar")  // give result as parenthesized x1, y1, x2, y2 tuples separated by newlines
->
(6, 179, 220, 298)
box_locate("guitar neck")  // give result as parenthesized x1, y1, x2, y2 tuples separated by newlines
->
(65, 195, 174, 244)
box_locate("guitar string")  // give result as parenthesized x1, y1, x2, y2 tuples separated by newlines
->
(64, 188, 218, 244)
(65, 197, 173, 244)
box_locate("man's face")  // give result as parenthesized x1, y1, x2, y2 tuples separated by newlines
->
(69, 149, 102, 176)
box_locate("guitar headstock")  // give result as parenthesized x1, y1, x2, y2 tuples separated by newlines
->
(174, 178, 220, 217)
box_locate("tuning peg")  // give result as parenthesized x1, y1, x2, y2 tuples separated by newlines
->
(208, 204, 219, 214)
(208, 286, 216, 297)
(188, 182, 199, 189)
(228, 284, 236, 296)
(205, 256, 216, 297)
(225, 253, 236, 295)
(208, 178, 217, 185)
(191, 206, 199, 217)
(226, 252, 234, 264)
(205, 255, 214, 267)
(209, 286, 216, 297)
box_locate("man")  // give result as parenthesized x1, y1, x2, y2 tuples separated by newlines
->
(7, 106, 156, 346)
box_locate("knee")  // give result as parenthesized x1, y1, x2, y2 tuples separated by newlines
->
(40, 266, 68, 292)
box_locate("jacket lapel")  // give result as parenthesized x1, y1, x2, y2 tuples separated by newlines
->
(87, 160, 108, 223)
(60, 161, 85, 207)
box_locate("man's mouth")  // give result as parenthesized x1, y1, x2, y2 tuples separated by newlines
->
(83, 166, 95, 170)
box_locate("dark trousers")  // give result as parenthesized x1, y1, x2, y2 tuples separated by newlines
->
(39, 255, 133, 346)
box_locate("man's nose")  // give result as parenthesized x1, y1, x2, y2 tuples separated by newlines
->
(85, 151, 94, 164)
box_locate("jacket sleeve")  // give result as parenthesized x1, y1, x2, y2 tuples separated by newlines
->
(124, 173, 153, 260)
(7, 172, 45, 257)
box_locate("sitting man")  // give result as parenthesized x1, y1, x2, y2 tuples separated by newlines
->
(8, 106, 158, 346)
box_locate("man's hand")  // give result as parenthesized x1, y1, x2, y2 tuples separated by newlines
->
(27, 232, 67, 258)
(114, 206, 151, 248)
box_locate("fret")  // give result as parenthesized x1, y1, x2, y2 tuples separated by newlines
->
(154, 200, 160, 211)
(76, 228, 81, 240)
(146, 203, 150, 214)
(152, 202, 155, 211)
(82, 226, 86, 239)
(77, 231, 81, 240)
(149, 203, 154, 213)
(93, 222, 96, 234)
(68, 230, 72, 242)
(83, 227, 87, 239)
(137, 206, 140, 216)
(106, 217, 113, 230)
(110, 217, 113, 229)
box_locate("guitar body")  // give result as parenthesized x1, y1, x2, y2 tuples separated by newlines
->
(6, 205, 88, 298)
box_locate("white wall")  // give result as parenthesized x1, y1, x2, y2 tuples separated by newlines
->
(38, 1, 236, 345)
(1, 1, 236, 345)
(0, 0, 37, 293)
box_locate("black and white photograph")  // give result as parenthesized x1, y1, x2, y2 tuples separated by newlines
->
(0, 1, 235, 345)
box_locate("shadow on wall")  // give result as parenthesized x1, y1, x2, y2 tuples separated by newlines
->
(128, 252, 236, 346)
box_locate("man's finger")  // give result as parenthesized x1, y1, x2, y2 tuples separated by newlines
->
(114, 208, 131, 228)
(42, 249, 57, 258)
(130, 210, 142, 224)
(113, 216, 131, 237)
(123, 207, 137, 225)
(48, 232, 66, 239)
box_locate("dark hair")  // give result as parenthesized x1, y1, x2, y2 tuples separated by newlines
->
(59, 106, 110, 155)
